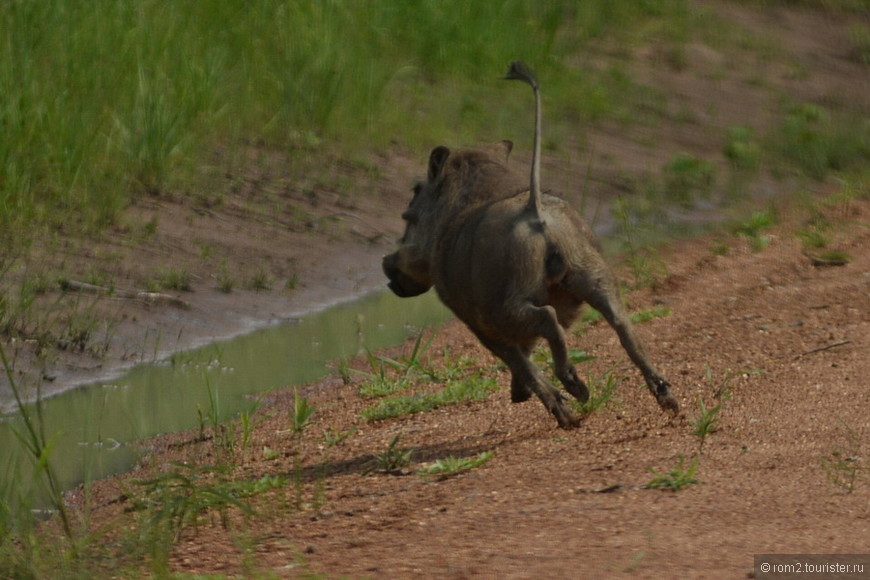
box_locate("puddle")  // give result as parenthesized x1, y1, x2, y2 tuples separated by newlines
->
(0, 289, 451, 502)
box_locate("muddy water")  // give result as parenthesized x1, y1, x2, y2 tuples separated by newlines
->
(0, 290, 450, 500)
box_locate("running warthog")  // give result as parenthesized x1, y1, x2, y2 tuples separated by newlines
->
(382, 62, 679, 428)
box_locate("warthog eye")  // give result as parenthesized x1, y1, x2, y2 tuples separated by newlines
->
(412, 182, 423, 196)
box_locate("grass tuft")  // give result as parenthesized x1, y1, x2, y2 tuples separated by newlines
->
(419, 451, 495, 480)
(361, 376, 498, 422)
(646, 455, 700, 491)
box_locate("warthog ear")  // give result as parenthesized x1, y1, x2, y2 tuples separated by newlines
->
(496, 140, 513, 161)
(428, 146, 451, 181)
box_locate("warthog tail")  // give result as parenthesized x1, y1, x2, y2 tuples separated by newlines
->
(504, 60, 544, 225)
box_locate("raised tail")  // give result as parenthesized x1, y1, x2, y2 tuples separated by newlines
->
(503, 60, 544, 224)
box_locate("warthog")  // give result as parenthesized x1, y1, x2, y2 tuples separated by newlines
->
(382, 62, 679, 428)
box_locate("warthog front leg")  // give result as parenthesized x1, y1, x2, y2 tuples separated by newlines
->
(509, 344, 534, 403)
(475, 332, 580, 429)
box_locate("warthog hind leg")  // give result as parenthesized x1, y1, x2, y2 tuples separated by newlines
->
(579, 285, 680, 413)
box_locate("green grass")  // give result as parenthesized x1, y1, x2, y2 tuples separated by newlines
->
(691, 397, 723, 447)
(773, 102, 870, 181)
(361, 375, 499, 422)
(613, 196, 670, 288)
(733, 207, 778, 252)
(289, 388, 317, 435)
(645, 455, 700, 491)
(131, 463, 257, 543)
(849, 23, 870, 64)
(819, 423, 866, 493)
(663, 153, 717, 208)
(363, 435, 414, 475)
(147, 268, 193, 292)
(419, 451, 495, 480)
(630, 305, 672, 324)
(570, 370, 622, 415)
(0, 341, 78, 574)
(724, 125, 761, 172)
(355, 331, 440, 398)
(0, 0, 694, 242)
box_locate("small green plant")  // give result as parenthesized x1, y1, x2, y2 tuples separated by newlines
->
(432, 347, 480, 382)
(796, 217, 853, 266)
(355, 330, 439, 398)
(820, 451, 863, 493)
(724, 125, 761, 172)
(248, 267, 272, 291)
(356, 353, 413, 399)
(390, 330, 439, 378)
(630, 305, 671, 324)
(663, 152, 717, 208)
(645, 455, 700, 491)
(809, 250, 851, 267)
(611, 196, 669, 289)
(819, 423, 866, 493)
(797, 227, 829, 250)
(196, 374, 235, 455)
(262, 446, 282, 461)
(334, 357, 353, 385)
(289, 388, 316, 435)
(149, 268, 192, 292)
(198, 243, 213, 261)
(142, 215, 159, 237)
(848, 23, 870, 64)
(0, 342, 75, 543)
(363, 435, 414, 475)
(691, 397, 722, 447)
(419, 451, 495, 480)
(691, 366, 761, 449)
(324, 426, 357, 448)
(238, 400, 266, 451)
(733, 208, 777, 252)
(775, 102, 870, 180)
(709, 242, 730, 256)
(571, 370, 621, 415)
(217, 260, 234, 293)
(624, 251, 669, 289)
(133, 463, 255, 542)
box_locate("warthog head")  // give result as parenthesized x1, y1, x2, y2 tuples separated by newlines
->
(383, 142, 516, 298)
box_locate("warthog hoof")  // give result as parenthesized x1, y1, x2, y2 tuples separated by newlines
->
(651, 376, 680, 414)
(554, 406, 581, 430)
(657, 393, 680, 414)
(563, 373, 589, 403)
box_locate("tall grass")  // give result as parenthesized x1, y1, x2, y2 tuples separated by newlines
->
(0, 0, 690, 240)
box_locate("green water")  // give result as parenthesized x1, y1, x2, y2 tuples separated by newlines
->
(0, 290, 451, 498)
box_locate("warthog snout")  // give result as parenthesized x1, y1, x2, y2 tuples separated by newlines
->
(382, 252, 431, 298)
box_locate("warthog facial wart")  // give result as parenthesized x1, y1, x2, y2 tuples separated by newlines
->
(382, 61, 679, 428)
